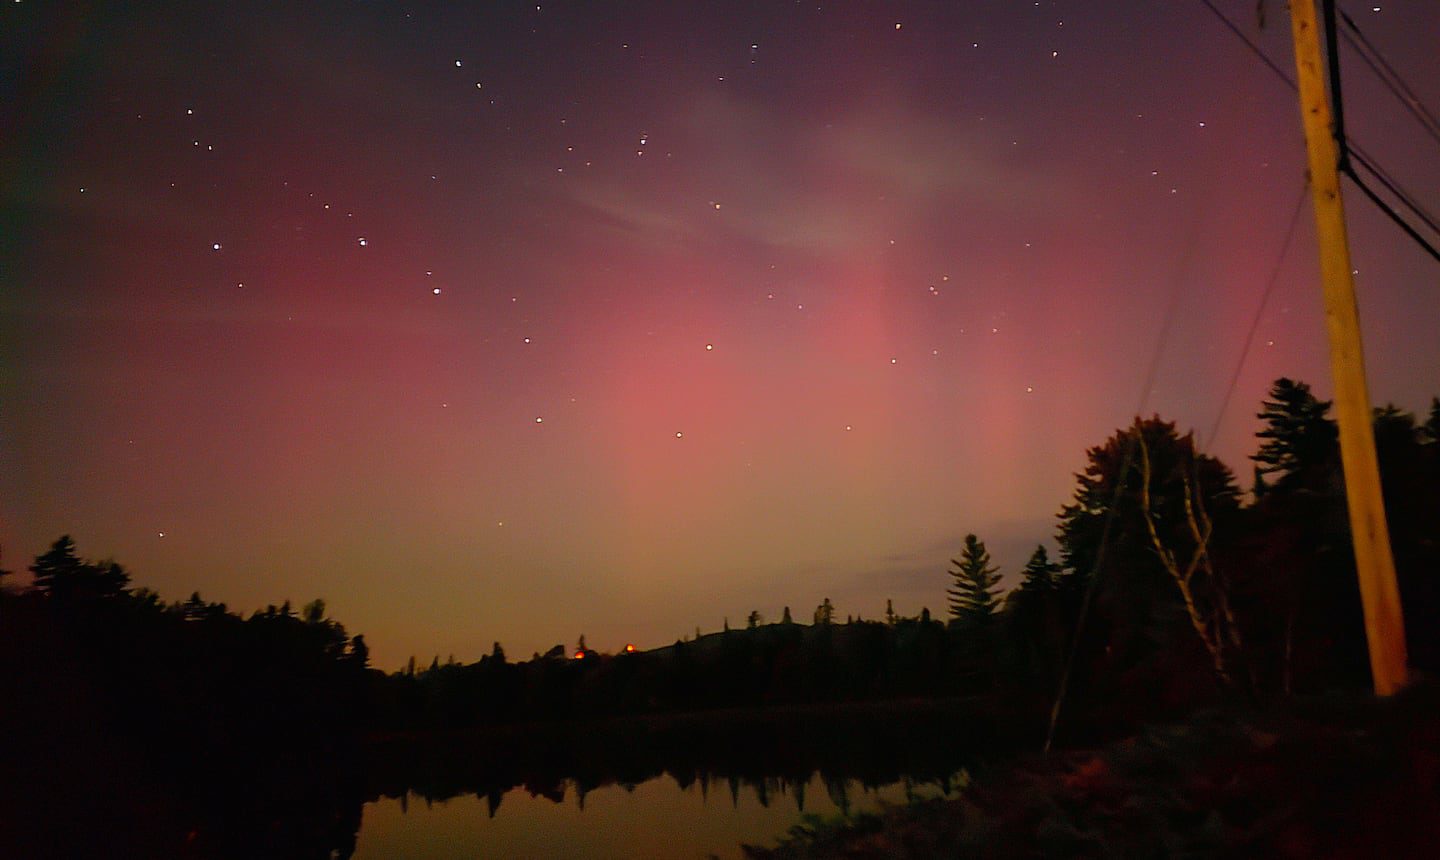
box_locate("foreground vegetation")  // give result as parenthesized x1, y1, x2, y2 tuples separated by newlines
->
(747, 683, 1440, 858)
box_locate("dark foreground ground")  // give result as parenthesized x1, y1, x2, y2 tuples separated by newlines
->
(746, 682, 1440, 858)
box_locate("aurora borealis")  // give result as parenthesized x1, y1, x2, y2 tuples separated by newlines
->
(3, 1, 1437, 666)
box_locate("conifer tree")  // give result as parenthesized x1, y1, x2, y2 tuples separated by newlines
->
(1253, 378, 1337, 490)
(782, 606, 793, 624)
(1016, 546, 1059, 594)
(947, 534, 1001, 628)
(29, 535, 130, 600)
(1421, 397, 1440, 444)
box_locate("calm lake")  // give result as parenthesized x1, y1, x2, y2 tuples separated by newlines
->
(354, 771, 960, 859)
(351, 701, 991, 858)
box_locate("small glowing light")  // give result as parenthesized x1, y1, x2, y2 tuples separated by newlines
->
(357, 237, 368, 246)
(844, 425, 853, 432)
(675, 431, 683, 438)
(574, 650, 585, 659)
(523, 337, 531, 343)
(1025, 386, 1034, 393)
(79, 187, 86, 193)
(624, 643, 636, 653)
(211, 242, 221, 250)
(535, 416, 544, 423)
(1051, 51, 1058, 57)
(894, 22, 902, 30)
(890, 358, 897, 364)
(497, 521, 504, 527)
(432, 287, 442, 295)
(455, 60, 463, 67)
(237, 282, 244, 288)
(705, 343, 713, 350)
(186, 108, 193, 115)
(158, 532, 166, 538)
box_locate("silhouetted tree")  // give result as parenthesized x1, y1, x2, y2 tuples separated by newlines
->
(814, 598, 834, 625)
(302, 598, 326, 624)
(885, 599, 897, 626)
(1003, 546, 1067, 699)
(1017, 546, 1059, 594)
(491, 641, 507, 664)
(348, 634, 370, 668)
(782, 606, 793, 624)
(947, 535, 1001, 630)
(1253, 378, 1338, 493)
(746, 611, 762, 629)
(1246, 381, 1362, 693)
(29, 535, 130, 600)
(1057, 417, 1243, 705)
(1421, 397, 1440, 444)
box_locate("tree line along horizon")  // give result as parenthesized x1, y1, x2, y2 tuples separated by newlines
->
(5, 375, 1440, 730)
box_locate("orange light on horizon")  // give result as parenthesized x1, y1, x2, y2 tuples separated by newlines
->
(624, 643, 636, 653)
(573, 650, 586, 659)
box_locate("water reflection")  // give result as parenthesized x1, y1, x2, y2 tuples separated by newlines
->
(356, 769, 963, 860)
(353, 703, 988, 859)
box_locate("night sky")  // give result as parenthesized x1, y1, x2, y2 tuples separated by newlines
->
(4, 1, 1437, 668)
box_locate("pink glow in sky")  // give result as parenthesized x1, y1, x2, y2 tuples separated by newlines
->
(4, 1, 1438, 666)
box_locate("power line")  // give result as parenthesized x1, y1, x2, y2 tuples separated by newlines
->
(1203, 182, 1309, 453)
(1196, 0, 1297, 90)
(1195, 0, 1440, 265)
(1348, 147, 1440, 238)
(1343, 165, 1440, 263)
(1044, 240, 1193, 753)
(1338, 8, 1440, 150)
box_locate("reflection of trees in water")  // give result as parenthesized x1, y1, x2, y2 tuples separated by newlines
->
(364, 700, 987, 822)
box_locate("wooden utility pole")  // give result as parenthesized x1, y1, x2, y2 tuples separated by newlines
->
(1287, 0, 1408, 695)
